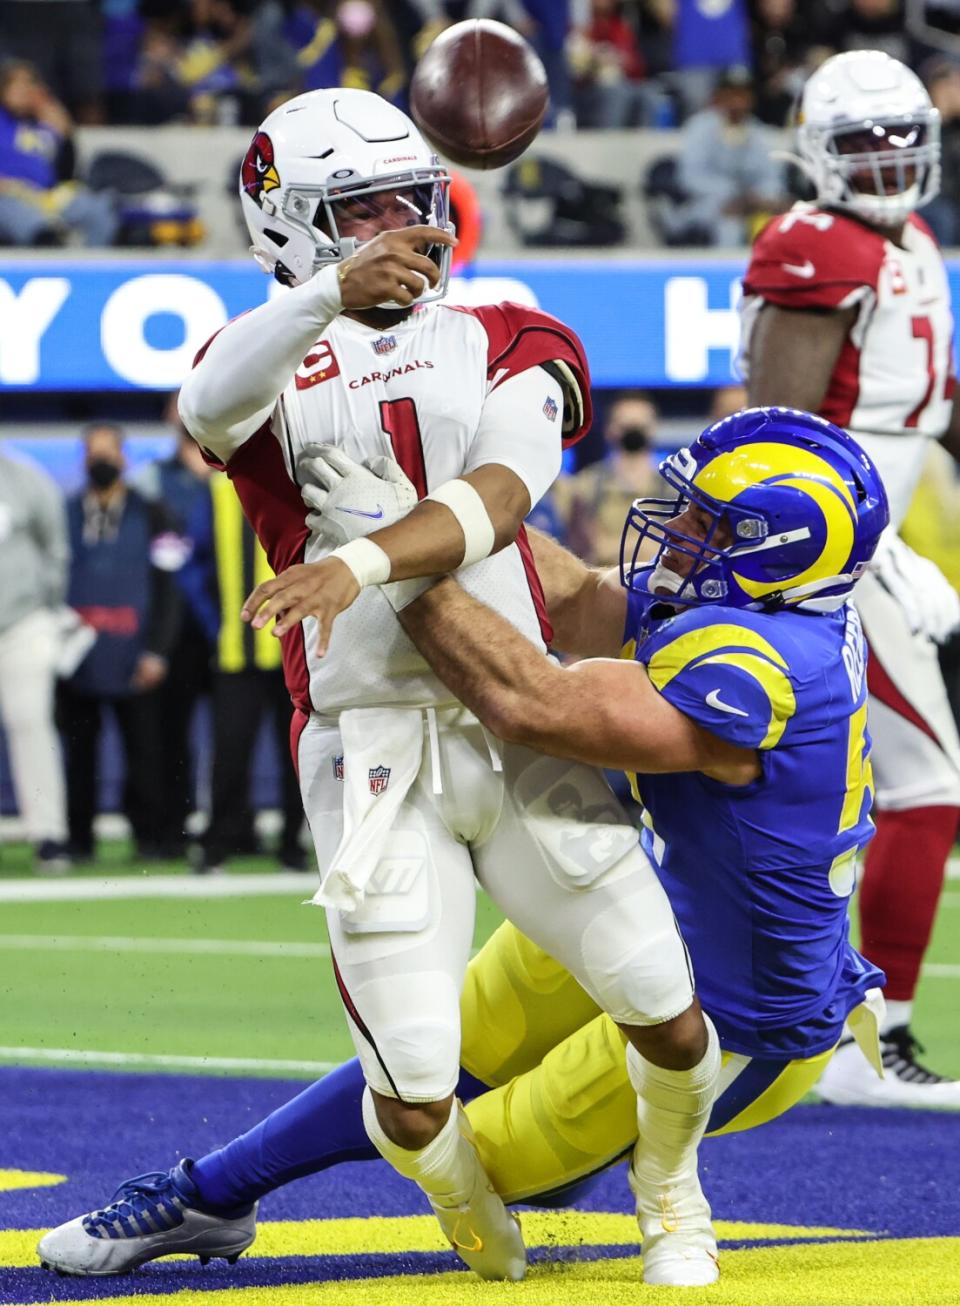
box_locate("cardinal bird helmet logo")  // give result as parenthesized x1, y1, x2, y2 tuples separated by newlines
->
(241, 131, 281, 204)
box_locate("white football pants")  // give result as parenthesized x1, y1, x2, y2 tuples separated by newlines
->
(298, 704, 694, 1102)
(855, 571, 960, 810)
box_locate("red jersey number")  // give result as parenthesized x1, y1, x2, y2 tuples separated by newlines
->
(379, 398, 428, 500)
(906, 316, 937, 429)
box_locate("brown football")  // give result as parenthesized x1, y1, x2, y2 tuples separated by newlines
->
(410, 19, 549, 171)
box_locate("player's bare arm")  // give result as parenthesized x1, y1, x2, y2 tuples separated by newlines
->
(242, 462, 531, 655)
(746, 303, 858, 410)
(526, 526, 626, 659)
(399, 579, 759, 785)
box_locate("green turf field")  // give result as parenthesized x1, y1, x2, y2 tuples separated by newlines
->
(0, 841, 958, 1080)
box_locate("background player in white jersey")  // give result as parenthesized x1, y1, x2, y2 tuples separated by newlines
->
(177, 87, 743, 1287)
(739, 49, 960, 1107)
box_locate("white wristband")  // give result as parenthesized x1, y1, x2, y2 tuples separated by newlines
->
(426, 479, 496, 566)
(331, 538, 391, 589)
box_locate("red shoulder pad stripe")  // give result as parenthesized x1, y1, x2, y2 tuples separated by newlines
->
(451, 302, 593, 447)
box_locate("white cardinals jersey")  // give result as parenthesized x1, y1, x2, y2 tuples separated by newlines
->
(193, 300, 591, 716)
(739, 204, 955, 527)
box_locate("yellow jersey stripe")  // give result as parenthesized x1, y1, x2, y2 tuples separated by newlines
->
(646, 622, 789, 692)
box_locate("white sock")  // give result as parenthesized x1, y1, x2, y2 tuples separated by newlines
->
(880, 999, 913, 1036)
(627, 1015, 721, 1190)
(361, 1090, 482, 1208)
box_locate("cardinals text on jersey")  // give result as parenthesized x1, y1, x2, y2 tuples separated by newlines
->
(194, 301, 591, 718)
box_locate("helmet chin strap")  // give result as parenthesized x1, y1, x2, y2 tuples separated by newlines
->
(250, 243, 279, 276)
(648, 563, 686, 596)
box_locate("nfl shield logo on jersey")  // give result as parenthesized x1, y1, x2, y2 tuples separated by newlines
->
(543, 395, 558, 422)
(332, 754, 344, 781)
(368, 765, 391, 795)
(373, 336, 397, 356)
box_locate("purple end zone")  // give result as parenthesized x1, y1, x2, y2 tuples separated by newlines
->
(1, 1066, 958, 1301)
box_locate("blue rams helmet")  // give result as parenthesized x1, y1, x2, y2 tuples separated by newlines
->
(620, 407, 890, 615)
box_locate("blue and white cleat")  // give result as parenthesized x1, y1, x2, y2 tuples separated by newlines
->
(37, 1161, 257, 1276)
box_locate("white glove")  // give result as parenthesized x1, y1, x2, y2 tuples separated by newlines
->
(870, 530, 960, 644)
(297, 443, 418, 544)
(296, 444, 432, 611)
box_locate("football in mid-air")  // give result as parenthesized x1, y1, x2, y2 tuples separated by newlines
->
(410, 19, 549, 171)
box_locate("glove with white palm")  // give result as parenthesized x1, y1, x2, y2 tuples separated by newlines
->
(870, 529, 960, 644)
(297, 444, 417, 543)
(296, 444, 430, 611)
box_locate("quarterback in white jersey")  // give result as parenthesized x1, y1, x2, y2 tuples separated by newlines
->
(178, 88, 731, 1288)
(739, 50, 960, 1108)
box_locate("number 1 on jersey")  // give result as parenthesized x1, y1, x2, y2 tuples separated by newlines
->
(379, 398, 427, 499)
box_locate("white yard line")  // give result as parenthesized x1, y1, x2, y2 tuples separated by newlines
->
(0, 872, 313, 902)
(0, 1046, 338, 1074)
(0, 934, 329, 958)
(0, 931, 952, 973)
(0, 857, 958, 903)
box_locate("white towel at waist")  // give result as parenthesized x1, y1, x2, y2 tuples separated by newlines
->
(312, 706, 424, 912)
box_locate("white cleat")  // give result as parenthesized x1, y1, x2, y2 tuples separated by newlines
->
(631, 1166, 719, 1288)
(818, 1029, 960, 1110)
(37, 1162, 257, 1276)
(430, 1179, 526, 1281)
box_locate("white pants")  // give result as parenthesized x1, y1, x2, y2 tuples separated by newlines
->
(0, 608, 67, 842)
(855, 572, 960, 810)
(299, 705, 693, 1102)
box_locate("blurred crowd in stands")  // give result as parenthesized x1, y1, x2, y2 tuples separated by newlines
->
(4, 383, 960, 875)
(4, 1, 960, 249)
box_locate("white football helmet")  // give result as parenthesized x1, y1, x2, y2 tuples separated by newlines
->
(797, 50, 940, 227)
(239, 88, 454, 300)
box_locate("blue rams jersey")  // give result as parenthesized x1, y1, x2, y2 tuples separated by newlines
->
(624, 595, 885, 1059)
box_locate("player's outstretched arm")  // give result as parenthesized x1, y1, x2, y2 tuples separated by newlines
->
(526, 527, 626, 659)
(746, 303, 856, 411)
(400, 580, 758, 785)
(178, 226, 454, 462)
(242, 462, 531, 655)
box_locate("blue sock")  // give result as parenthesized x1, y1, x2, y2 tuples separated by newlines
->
(192, 1058, 491, 1210)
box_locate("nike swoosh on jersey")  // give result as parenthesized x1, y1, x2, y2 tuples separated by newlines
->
(336, 506, 385, 520)
(705, 688, 749, 717)
(782, 260, 816, 279)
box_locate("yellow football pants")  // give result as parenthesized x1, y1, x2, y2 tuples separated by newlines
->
(459, 922, 834, 1205)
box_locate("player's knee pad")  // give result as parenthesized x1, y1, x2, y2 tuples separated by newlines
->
(580, 895, 694, 1027)
(351, 972, 462, 1102)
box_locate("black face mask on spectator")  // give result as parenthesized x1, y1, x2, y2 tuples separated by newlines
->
(618, 427, 651, 454)
(87, 459, 121, 490)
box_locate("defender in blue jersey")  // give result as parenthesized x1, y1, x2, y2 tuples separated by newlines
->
(630, 598, 879, 1062)
(39, 408, 891, 1287)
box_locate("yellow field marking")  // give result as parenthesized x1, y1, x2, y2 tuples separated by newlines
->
(0, 1212, 871, 1268)
(0, 1170, 66, 1193)
(9, 1237, 959, 1306)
